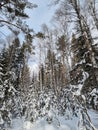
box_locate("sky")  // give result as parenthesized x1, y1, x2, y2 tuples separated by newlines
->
(0, 0, 56, 74)
(26, 0, 56, 73)
(0, 0, 56, 42)
(26, 0, 56, 32)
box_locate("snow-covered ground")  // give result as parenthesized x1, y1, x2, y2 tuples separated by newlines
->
(88, 109, 98, 130)
(8, 109, 98, 130)
(8, 117, 78, 130)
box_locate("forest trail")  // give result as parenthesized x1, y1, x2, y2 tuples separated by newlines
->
(8, 109, 98, 130)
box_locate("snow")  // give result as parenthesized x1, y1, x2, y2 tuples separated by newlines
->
(0, 114, 4, 125)
(90, 88, 98, 95)
(8, 118, 57, 130)
(70, 70, 89, 96)
(88, 109, 98, 130)
(7, 109, 98, 130)
(89, 88, 98, 108)
(8, 116, 77, 130)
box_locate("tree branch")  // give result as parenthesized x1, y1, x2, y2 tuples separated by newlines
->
(0, 19, 26, 33)
(0, 2, 8, 8)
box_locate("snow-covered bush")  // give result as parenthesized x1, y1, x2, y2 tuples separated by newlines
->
(87, 88, 98, 110)
(24, 85, 95, 130)
(25, 88, 57, 122)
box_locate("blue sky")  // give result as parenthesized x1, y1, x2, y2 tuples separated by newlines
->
(0, 0, 55, 39)
(26, 0, 55, 32)
(0, 0, 55, 42)
(0, 0, 56, 73)
(26, 0, 56, 73)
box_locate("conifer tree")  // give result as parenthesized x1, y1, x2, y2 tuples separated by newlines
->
(0, 46, 14, 129)
(0, 0, 36, 32)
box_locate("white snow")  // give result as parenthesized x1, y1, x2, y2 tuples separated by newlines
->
(7, 109, 98, 130)
(70, 70, 89, 96)
(8, 116, 80, 130)
(88, 109, 98, 130)
(7, 118, 63, 130)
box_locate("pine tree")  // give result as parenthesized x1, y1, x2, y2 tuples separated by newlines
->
(0, 46, 14, 129)
(20, 64, 31, 116)
(0, 37, 30, 128)
(56, 35, 69, 86)
(0, 0, 36, 32)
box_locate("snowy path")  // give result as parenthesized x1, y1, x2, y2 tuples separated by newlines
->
(8, 118, 71, 130)
(8, 109, 98, 130)
(8, 116, 79, 130)
(88, 109, 98, 130)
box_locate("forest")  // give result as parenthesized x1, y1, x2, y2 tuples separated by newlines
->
(0, 0, 98, 130)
